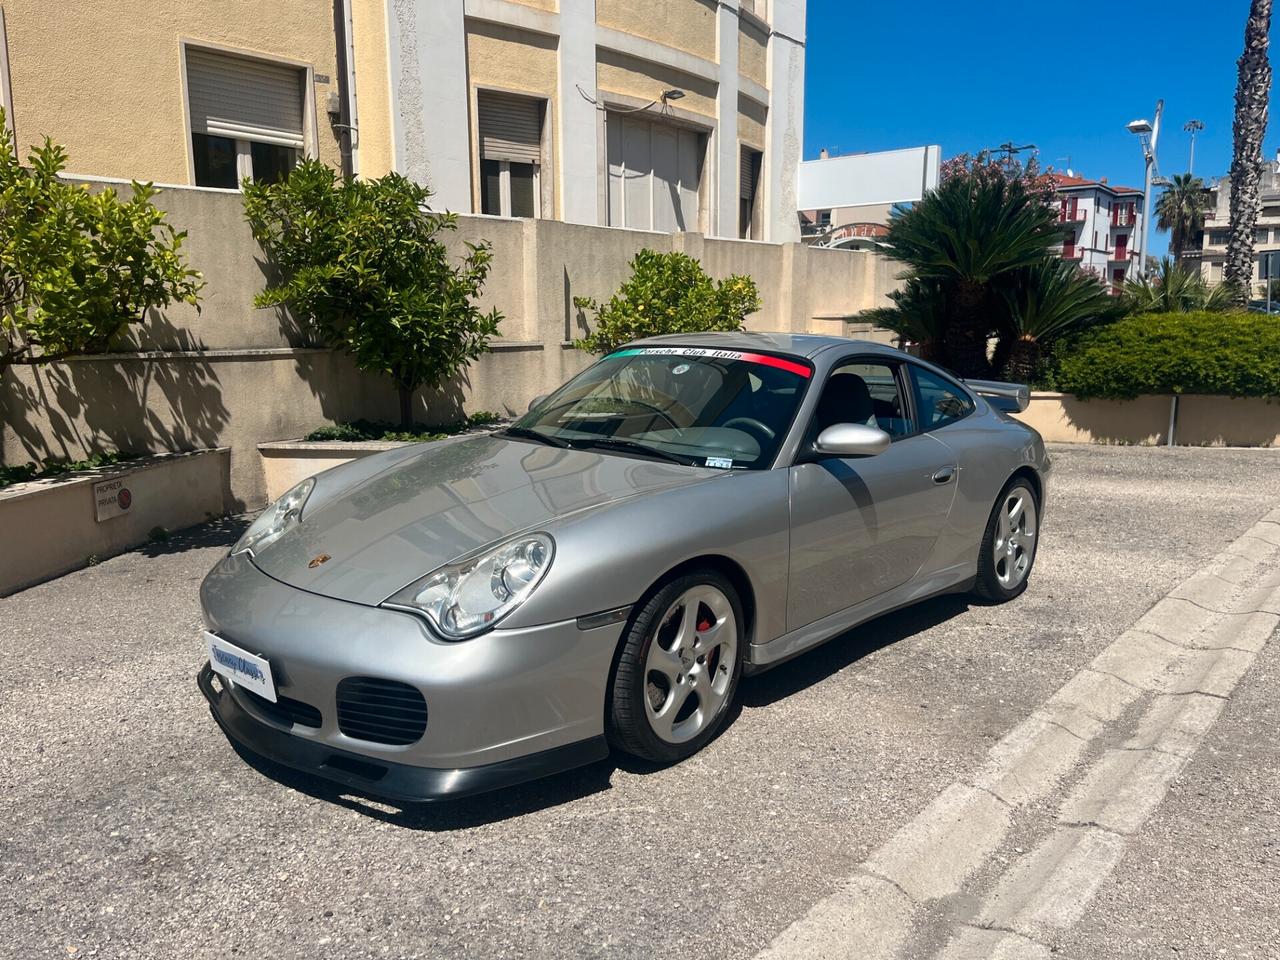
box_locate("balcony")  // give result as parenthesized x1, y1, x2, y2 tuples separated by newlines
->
(1061, 247, 1084, 260)
(1057, 208, 1087, 223)
(1108, 250, 1132, 262)
(1111, 216, 1136, 228)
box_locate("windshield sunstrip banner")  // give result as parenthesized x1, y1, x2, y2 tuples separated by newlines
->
(608, 347, 812, 378)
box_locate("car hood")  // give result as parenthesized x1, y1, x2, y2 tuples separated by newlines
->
(252, 434, 716, 606)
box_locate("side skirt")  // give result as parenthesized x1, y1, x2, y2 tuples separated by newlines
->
(743, 564, 975, 675)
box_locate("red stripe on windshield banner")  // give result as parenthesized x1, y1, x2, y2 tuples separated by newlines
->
(609, 347, 812, 378)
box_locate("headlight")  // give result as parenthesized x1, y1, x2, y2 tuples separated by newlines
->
(383, 534, 554, 639)
(231, 477, 315, 558)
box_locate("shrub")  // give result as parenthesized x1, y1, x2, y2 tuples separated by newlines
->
(1055, 311, 1280, 399)
(572, 249, 760, 354)
(301, 412, 501, 443)
(0, 451, 140, 490)
(0, 110, 203, 369)
(244, 160, 501, 426)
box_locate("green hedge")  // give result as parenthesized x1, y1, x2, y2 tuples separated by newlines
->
(1055, 311, 1280, 400)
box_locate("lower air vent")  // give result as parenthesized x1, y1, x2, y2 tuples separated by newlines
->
(241, 688, 323, 729)
(336, 677, 428, 746)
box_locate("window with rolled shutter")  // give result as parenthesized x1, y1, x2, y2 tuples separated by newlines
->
(477, 91, 543, 164)
(739, 147, 762, 239)
(186, 47, 306, 148)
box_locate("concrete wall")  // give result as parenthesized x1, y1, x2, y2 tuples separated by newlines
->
(1013, 393, 1280, 447)
(0, 182, 899, 509)
(0, 449, 232, 596)
(1, 0, 342, 184)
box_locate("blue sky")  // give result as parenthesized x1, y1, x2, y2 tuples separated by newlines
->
(803, 1, 1266, 256)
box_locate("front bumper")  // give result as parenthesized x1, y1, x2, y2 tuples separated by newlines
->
(198, 664, 608, 802)
(198, 552, 625, 801)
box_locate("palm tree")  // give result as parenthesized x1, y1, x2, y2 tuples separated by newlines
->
(1155, 174, 1212, 262)
(997, 260, 1119, 383)
(1225, 0, 1273, 304)
(1120, 256, 1236, 313)
(881, 175, 1061, 377)
(856, 278, 948, 363)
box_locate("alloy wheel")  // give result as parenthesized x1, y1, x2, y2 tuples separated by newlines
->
(642, 584, 738, 744)
(994, 486, 1037, 589)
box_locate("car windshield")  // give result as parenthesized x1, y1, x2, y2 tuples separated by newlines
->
(507, 346, 813, 469)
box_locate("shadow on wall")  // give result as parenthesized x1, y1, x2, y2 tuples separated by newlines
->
(1, 311, 230, 468)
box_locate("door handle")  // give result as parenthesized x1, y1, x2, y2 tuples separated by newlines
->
(932, 466, 956, 484)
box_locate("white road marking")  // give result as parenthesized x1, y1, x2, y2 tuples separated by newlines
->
(754, 516, 1280, 960)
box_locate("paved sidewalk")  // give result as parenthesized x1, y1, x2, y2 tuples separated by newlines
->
(1, 445, 1278, 960)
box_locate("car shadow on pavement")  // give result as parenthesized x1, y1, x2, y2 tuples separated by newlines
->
(223, 592, 973, 830)
(739, 594, 973, 708)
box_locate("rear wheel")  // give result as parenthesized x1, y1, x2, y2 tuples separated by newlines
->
(608, 570, 743, 763)
(973, 478, 1039, 602)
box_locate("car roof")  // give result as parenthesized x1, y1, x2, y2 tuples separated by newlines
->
(626, 330, 903, 360)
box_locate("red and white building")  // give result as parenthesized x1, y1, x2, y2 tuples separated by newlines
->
(1048, 173, 1144, 289)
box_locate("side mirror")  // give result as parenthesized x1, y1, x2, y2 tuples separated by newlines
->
(813, 423, 891, 458)
(527, 393, 548, 413)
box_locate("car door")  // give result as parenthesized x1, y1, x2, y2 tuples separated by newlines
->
(786, 357, 958, 631)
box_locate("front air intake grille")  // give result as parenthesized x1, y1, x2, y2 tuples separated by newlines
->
(335, 677, 428, 746)
(241, 688, 322, 729)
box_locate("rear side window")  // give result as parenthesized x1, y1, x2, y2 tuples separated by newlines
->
(911, 366, 974, 431)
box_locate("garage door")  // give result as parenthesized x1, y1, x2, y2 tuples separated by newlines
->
(606, 115, 703, 232)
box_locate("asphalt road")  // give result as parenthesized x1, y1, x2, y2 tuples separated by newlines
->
(1, 444, 1278, 960)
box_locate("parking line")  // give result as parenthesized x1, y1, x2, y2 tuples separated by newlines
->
(755, 516, 1280, 960)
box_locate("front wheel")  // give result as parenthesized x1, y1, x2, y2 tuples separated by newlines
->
(607, 570, 743, 763)
(973, 478, 1040, 602)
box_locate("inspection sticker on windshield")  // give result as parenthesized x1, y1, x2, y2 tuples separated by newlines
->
(705, 456, 734, 469)
(610, 347, 811, 378)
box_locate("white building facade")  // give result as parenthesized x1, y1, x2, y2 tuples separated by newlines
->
(383, 0, 806, 243)
(1048, 173, 1144, 290)
(797, 145, 942, 249)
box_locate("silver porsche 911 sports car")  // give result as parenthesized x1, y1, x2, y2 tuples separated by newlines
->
(199, 332, 1049, 801)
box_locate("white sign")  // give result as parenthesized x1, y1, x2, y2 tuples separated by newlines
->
(205, 632, 277, 702)
(93, 476, 134, 521)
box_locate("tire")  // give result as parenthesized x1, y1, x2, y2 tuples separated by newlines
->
(607, 569, 744, 763)
(973, 477, 1040, 603)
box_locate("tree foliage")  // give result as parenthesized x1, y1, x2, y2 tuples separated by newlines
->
(0, 110, 203, 370)
(1056, 310, 1278, 399)
(1119, 257, 1236, 314)
(244, 160, 502, 425)
(572, 249, 761, 354)
(999, 259, 1121, 383)
(1154, 173, 1213, 263)
(870, 171, 1063, 378)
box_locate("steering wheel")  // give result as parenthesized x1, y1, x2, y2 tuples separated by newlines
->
(721, 417, 776, 446)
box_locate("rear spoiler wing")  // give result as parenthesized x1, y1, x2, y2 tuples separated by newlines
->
(963, 379, 1030, 413)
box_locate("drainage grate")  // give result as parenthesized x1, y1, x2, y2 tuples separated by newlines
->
(335, 677, 428, 746)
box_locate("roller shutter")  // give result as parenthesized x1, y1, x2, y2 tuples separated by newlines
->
(740, 147, 761, 200)
(186, 47, 306, 148)
(478, 92, 543, 164)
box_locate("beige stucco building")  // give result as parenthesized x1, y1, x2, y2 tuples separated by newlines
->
(0, 0, 803, 241)
(1198, 160, 1280, 295)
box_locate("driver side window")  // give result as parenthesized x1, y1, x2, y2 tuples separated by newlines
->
(811, 361, 913, 441)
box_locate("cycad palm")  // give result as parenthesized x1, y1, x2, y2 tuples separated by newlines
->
(882, 175, 1061, 376)
(999, 260, 1119, 382)
(1154, 174, 1212, 262)
(857, 277, 948, 363)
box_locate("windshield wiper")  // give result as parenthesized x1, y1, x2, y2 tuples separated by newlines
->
(499, 426, 571, 448)
(567, 437, 697, 466)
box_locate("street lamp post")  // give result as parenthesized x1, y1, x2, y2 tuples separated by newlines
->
(1127, 99, 1164, 277)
